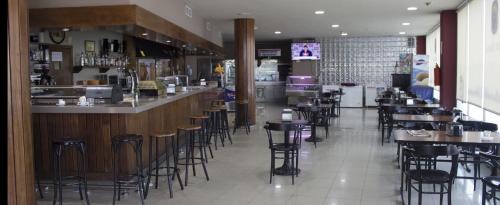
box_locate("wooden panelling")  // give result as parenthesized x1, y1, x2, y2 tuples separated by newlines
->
(234, 18, 256, 124)
(29, 5, 136, 28)
(29, 5, 224, 55)
(8, 0, 35, 203)
(32, 91, 214, 180)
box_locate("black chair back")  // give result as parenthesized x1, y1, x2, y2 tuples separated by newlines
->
(297, 106, 320, 124)
(458, 120, 498, 132)
(264, 122, 303, 149)
(406, 145, 460, 178)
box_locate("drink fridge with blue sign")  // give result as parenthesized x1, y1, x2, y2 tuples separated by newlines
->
(411, 55, 430, 86)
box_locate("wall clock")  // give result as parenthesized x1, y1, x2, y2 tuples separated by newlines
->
(49, 31, 66, 44)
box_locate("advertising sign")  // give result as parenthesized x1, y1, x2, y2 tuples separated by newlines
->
(411, 55, 430, 86)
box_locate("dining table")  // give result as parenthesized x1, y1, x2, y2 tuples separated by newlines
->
(296, 103, 331, 143)
(266, 119, 308, 176)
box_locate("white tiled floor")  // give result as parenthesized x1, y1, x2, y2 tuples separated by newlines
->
(37, 103, 492, 204)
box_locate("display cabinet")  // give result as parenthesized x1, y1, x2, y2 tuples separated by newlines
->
(285, 76, 321, 105)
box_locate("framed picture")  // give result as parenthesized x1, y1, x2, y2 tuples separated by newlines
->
(85, 40, 95, 52)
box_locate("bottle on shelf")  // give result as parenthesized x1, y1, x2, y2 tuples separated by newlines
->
(80, 52, 86, 67)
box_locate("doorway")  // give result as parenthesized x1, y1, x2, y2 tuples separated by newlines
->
(43, 44, 73, 85)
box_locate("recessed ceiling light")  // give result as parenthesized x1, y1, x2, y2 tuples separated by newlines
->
(407, 7, 418, 11)
(402, 22, 411, 26)
(141, 32, 148, 36)
(341, 32, 348, 36)
(399, 31, 406, 35)
(274, 31, 281, 34)
(62, 27, 71, 32)
(166, 40, 171, 43)
(314, 10, 325, 15)
(182, 44, 186, 47)
(331, 24, 340, 28)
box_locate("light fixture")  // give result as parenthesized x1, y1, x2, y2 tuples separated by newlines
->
(275, 184, 282, 189)
(62, 27, 71, 32)
(274, 31, 281, 34)
(341, 32, 348, 36)
(141, 32, 148, 36)
(331, 24, 340, 28)
(399, 31, 406, 35)
(314, 10, 325, 15)
(402, 22, 411, 26)
(166, 40, 171, 43)
(407, 7, 418, 11)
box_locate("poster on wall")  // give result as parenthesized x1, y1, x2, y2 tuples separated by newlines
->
(399, 54, 413, 74)
(411, 55, 430, 86)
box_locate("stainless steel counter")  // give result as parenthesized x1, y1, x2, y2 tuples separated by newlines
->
(31, 85, 216, 114)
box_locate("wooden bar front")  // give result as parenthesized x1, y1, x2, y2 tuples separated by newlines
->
(32, 90, 214, 180)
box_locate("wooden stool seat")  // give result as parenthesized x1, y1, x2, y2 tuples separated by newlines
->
(204, 109, 220, 113)
(190, 115, 209, 120)
(151, 133, 176, 138)
(178, 125, 202, 131)
(212, 105, 227, 110)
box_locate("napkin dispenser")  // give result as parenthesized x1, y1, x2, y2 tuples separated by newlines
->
(446, 122, 463, 137)
(166, 84, 176, 95)
(282, 109, 293, 121)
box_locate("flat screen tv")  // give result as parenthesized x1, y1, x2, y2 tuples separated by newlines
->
(291, 43, 320, 60)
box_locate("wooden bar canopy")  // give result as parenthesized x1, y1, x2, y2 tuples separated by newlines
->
(29, 5, 224, 55)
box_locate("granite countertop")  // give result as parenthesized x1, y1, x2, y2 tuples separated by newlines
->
(31, 86, 216, 114)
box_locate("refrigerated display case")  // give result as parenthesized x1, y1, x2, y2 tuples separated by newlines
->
(285, 76, 321, 105)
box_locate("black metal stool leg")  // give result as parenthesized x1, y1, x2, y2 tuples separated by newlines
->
(155, 138, 160, 189)
(136, 142, 145, 205)
(52, 145, 59, 205)
(35, 158, 44, 199)
(112, 143, 117, 205)
(165, 138, 174, 198)
(57, 147, 63, 205)
(190, 131, 197, 177)
(79, 143, 91, 205)
(184, 131, 190, 186)
(224, 111, 233, 144)
(198, 129, 210, 181)
(172, 136, 184, 190)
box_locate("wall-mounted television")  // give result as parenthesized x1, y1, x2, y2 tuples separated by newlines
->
(291, 43, 320, 60)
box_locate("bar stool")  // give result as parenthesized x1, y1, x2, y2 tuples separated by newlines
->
(51, 138, 90, 205)
(145, 133, 184, 199)
(204, 108, 225, 149)
(177, 125, 209, 186)
(112, 134, 145, 205)
(212, 105, 233, 145)
(233, 100, 250, 135)
(190, 115, 214, 162)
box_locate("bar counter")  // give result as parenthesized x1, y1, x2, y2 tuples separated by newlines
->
(32, 86, 218, 180)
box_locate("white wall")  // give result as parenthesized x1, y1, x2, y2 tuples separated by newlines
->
(28, 0, 223, 46)
(36, 30, 124, 84)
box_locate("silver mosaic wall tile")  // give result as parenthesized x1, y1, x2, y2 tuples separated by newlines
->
(316, 37, 415, 86)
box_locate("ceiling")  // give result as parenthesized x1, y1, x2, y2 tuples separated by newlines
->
(188, 0, 463, 42)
